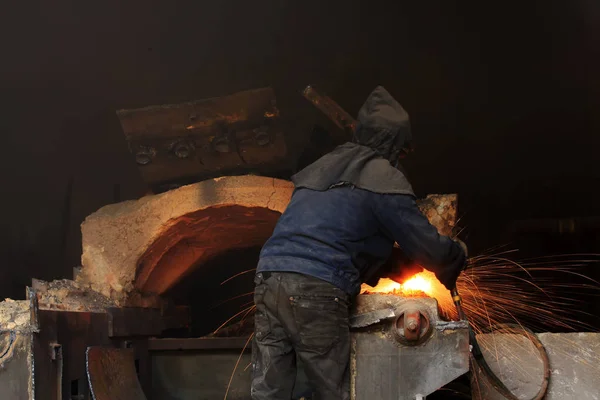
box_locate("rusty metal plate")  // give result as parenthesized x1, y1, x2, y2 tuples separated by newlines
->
(107, 308, 164, 338)
(147, 337, 251, 351)
(302, 85, 356, 139)
(107, 306, 190, 337)
(349, 295, 470, 399)
(116, 87, 288, 191)
(86, 347, 146, 400)
(351, 328, 470, 399)
(0, 332, 32, 400)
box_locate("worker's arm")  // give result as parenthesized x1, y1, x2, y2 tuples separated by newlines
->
(372, 194, 467, 290)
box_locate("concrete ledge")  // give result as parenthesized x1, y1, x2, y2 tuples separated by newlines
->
(472, 332, 600, 399)
(79, 176, 294, 304)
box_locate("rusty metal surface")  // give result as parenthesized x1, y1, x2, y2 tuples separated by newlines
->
(161, 305, 191, 333)
(56, 312, 111, 398)
(108, 307, 164, 337)
(86, 347, 147, 400)
(152, 350, 252, 400)
(0, 332, 33, 400)
(148, 337, 251, 351)
(107, 306, 190, 337)
(33, 310, 61, 400)
(34, 310, 153, 399)
(472, 332, 600, 400)
(26, 310, 114, 399)
(349, 294, 470, 399)
(349, 308, 395, 328)
(1, 296, 154, 400)
(34, 279, 117, 313)
(302, 85, 357, 138)
(401, 310, 423, 342)
(116, 87, 288, 191)
(149, 337, 313, 400)
(351, 293, 439, 322)
(351, 327, 470, 399)
(0, 291, 37, 400)
(416, 194, 458, 237)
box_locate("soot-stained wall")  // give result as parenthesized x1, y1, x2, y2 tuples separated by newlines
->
(1, 0, 599, 302)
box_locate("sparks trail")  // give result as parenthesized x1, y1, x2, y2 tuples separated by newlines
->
(221, 268, 256, 285)
(450, 254, 600, 334)
(213, 305, 255, 335)
(449, 253, 600, 399)
(218, 252, 600, 399)
(223, 333, 254, 400)
(217, 253, 600, 335)
(209, 291, 254, 311)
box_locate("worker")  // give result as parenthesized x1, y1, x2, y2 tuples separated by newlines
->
(251, 86, 467, 400)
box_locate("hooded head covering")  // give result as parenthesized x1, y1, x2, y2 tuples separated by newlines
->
(354, 86, 412, 163)
(291, 86, 415, 195)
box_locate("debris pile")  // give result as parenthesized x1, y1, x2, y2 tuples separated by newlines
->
(33, 279, 117, 313)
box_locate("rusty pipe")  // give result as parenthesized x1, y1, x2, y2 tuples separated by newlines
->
(301, 85, 357, 136)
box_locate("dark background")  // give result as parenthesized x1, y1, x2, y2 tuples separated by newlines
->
(0, 0, 598, 326)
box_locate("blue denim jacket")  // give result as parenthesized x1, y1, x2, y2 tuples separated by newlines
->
(257, 186, 465, 295)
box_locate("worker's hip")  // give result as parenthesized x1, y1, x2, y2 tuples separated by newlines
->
(257, 256, 359, 295)
(254, 271, 350, 353)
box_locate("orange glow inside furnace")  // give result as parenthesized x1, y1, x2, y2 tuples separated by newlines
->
(360, 270, 457, 319)
(361, 270, 445, 299)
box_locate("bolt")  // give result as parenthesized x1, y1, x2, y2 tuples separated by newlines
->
(173, 141, 193, 159)
(402, 310, 422, 341)
(135, 146, 156, 165)
(135, 153, 152, 165)
(213, 137, 230, 153)
(255, 130, 271, 146)
(50, 343, 62, 361)
(407, 321, 418, 332)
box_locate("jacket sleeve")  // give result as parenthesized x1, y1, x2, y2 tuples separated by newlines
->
(372, 194, 466, 290)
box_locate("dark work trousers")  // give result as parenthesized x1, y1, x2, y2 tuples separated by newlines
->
(251, 271, 351, 400)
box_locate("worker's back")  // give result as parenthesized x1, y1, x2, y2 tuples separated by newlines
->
(251, 86, 467, 400)
(258, 183, 466, 296)
(258, 86, 465, 296)
(258, 185, 400, 296)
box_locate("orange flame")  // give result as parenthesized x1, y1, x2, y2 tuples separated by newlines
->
(402, 274, 433, 294)
(361, 277, 402, 294)
(360, 270, 453, 310)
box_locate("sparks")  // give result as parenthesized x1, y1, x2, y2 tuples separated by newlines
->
(219, 252, 600, 400)
(219, 253, 600, 335)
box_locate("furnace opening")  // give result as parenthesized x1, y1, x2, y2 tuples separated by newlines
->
(131, 204, 280, 337)
(134, 205, 280, 295)
(166, 245, 261, 337)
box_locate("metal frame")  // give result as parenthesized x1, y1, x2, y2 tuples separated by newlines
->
(148, 337, 250, 351)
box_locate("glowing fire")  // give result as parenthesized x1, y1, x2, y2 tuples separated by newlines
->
(360, 270, 450, 300)
(361, 277, 402, 293)
(402, 274, 433, 293)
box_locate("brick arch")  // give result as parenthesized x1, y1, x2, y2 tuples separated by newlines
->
(135, 205, 281, 295)
(78, 176, 293, 305)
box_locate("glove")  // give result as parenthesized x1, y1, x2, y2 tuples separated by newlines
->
(436, 239, 468, 291)
(364, 246, 423, 286)
(386, 262, 423, 285)
(455, 239, 468, 259)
